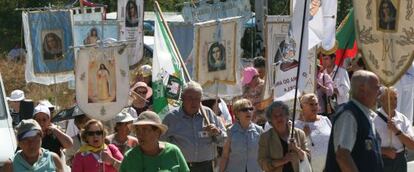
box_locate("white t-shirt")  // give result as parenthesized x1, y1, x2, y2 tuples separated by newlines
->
(374, 108, 414, 152)
(295, 116, 332, 172)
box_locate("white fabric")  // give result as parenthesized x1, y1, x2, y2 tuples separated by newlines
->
(394, 62, 414, 122)
(295, 116, 331, 172)
(218, 98, 232, 126)
(33, 104, 51, 117)
(65, 119, 79, 137)
(334, 99, 377, 152)
(374, 108, 414, 152)
(324, 66, 350, 105)
(22, 12, 74, 85)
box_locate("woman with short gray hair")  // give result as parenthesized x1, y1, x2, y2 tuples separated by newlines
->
(258, 101, 309, 172)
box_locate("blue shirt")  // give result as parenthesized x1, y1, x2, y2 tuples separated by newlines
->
(226, 122, 263, 172)
(12, 148, 57, 172)
(162, 106, 227, 162)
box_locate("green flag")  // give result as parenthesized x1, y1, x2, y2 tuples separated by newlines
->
(151, 9, 184, 119)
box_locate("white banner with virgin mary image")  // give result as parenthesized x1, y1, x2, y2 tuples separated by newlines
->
(76, 46, 129, 121)
(22, 10, 74, 85)
(194, 17, 241, 87)
(72, 7, 119, 47)
(118, 0, 144, 67)
(353, 0, 414, 86)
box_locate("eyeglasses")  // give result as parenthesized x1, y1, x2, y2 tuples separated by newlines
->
(85, 130, 103, 137)
(240, 107, 254, 112)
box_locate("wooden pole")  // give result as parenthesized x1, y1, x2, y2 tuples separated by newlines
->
(154, 1, 192, 82)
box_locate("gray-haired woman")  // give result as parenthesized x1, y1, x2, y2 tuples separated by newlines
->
(258, 101, 309, 172)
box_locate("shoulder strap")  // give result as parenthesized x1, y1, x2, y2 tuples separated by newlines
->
(376, 110, 388, 123)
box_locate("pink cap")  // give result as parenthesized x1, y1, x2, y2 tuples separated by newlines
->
(242, 67, 259, 85)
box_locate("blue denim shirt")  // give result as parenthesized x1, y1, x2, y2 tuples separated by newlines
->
(226, 122, 263, 172)
(162, 106, 227, 162)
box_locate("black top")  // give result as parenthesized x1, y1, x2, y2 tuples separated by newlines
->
(279, 136, 294, 172)
(42, 133, 63, 156)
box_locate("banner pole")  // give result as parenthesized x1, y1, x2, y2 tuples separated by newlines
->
(154, 1, 192, 82)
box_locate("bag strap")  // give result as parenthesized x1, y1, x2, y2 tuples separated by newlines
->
(376, 110, 388, 123)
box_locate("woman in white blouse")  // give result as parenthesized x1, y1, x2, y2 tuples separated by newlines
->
(295, 93, 332, 172)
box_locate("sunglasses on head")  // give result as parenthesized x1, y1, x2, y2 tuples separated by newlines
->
(240, 107, 254, 112)
(85, 130, 103, 137)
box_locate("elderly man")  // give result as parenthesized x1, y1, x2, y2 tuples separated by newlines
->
(375, 87, 414, 172)
(325, 70, 383, 172)
(162, 81, 227, 172)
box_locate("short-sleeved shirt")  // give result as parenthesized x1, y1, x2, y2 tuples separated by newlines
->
(333, 99, 377, 152)
(374, 108, 414, 152)
(120, 142, 189, 172)
(13, 148, 56, 171)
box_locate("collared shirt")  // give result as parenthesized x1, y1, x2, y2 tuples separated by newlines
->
(333, 99, 377, 152)
(226, 122, 263, 172)
(374, 108, 414, 152)
(161, 106, 227, 162)
(324, 66, 350, 105)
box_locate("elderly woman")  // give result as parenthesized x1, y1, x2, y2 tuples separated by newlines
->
(120, 111, 189, 172)
(219, 98, 263, 172)
(295, 93, 332, 172)
(12, 119, 64, 171)
(32, 104, 73, 156)
(106, 111, 139, 155)
(242, 67, 266, 126)
(258, 101, 309, 172)
(130, 81, 153, 116)
(72, 120, 123, 172)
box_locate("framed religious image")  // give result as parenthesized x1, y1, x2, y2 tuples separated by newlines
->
(41, 30, 64, 61)
(194, 16, 241, 86)
(377, 0, 399, 32)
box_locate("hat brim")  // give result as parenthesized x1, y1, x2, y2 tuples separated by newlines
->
(7, 97, 24, 102)
(133, 120, 168, 135)
(115, 116, 135, 123)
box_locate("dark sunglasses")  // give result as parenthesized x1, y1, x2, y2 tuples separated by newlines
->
(85, 130, 104, 137)
(240, 107, 254, 112)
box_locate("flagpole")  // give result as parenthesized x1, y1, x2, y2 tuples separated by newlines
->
(290, 0, 309, 139)
(154, 1, 192, 82)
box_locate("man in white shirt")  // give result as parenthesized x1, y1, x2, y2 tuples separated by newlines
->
(325, 70, 383, 172)
(375, 87, 414, 172)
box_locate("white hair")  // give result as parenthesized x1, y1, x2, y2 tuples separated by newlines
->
(183, 81, 203, 95)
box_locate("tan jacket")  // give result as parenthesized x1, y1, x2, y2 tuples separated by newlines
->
(258, 127, 309, 172)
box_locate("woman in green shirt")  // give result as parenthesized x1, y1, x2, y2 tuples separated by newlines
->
(120, 111, 189, 172)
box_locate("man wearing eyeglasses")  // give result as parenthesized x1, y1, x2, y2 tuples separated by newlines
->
(162, 81, 227, 172)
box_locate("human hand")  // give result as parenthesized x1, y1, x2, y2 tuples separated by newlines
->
(101, 150, 114, 165)
(47, 124, 58, 134)
(382, 147, 397, 159)
(387, 120, 399, 134)
(204, 124, 221, 136)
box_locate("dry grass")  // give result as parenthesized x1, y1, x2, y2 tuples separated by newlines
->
(0, 57, 75, 110)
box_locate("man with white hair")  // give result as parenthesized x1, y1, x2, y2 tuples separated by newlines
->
(375, 87, 414, 172)
(325, 70, 383, 172)
(162, 81, 227, 172)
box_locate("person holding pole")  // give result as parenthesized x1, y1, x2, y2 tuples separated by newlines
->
(374, 87, 414, 172)
(324, 70, 383, 172)
(162, 81, 227, 172)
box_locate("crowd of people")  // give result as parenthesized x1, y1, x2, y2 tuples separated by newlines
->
(3, 49, 414, 172)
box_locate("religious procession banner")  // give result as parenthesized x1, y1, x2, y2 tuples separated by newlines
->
(152, 9, 185, 119)
(353, 0, 414, 86)
(72, 7, 119, 47)
(22, 10, 74, 85)
(118, 0, 144, 67)
(76, 46, 129, 121)
(194, 17, 241, 87)
(271, 0, 315, 107)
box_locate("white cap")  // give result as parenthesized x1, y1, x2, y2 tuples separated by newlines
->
(7, 90, 25, 102)
(33, 104, 51, 117)
(39, 100, 55, 109)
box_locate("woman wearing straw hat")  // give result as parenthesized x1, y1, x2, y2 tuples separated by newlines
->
(120, 111, 189, 172)
(130, 81, 153, 116)
(106, 111, 139, 155)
